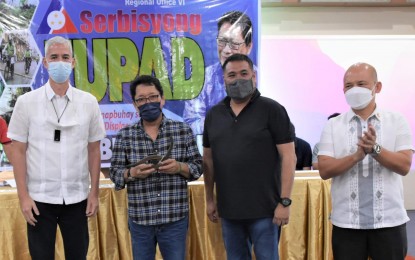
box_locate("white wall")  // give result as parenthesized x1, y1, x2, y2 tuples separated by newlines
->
(261, 6, 415, 210)
(261, 7, 415, 36)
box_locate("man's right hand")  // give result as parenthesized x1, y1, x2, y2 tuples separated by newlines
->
(19, 194, 39, 226)
(131, 163, 154, 179)
(206, 200, 219, 223)
(355, 143, 367, 162)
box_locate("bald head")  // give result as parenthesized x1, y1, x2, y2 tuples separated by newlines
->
(344, 62, 378, 84)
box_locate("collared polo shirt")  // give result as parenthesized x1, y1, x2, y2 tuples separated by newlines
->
(8, 82, 106, 205)
(203, 89, 295, 219)
(319, 108, 414, 229)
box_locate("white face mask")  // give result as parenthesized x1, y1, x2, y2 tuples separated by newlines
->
(345, 86, 375, 110)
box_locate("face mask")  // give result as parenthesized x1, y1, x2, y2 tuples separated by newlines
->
(48, 61, 72, 83)
(225, 78, 254, 101)
(139, 102, 162, 122)
(345, 86, 375, 110)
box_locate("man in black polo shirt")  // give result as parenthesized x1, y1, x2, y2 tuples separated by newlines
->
(203, 53, 296, 260)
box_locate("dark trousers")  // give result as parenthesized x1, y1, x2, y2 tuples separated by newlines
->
(27, 200, 89, 260)
(332, 223, 407, 260)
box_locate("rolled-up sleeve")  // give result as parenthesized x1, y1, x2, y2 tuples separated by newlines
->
(184, 127, 202, 181)
(109, 131, 127, 190)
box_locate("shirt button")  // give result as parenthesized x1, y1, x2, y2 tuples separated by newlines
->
(157, 209, 161, 212)
(157, 194, 160, 197)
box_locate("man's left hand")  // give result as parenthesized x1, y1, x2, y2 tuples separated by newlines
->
(359, 124, 377, 154)
(86, 193, 99, 217)
(273, 204, 290, 226)
(158, 159, 180, 174)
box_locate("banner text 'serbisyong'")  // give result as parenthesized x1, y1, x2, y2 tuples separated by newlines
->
(80, 10, 202, 35)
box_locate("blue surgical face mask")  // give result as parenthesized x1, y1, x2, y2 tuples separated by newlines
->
(139, 102, 162, 122)
(48, 61, 72, 83)
(225, 78, 254, 101)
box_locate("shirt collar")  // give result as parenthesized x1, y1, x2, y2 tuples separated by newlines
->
(138, 114, 166, 130)
(45, 81, 73, 101)
(346, 105, 381, 122)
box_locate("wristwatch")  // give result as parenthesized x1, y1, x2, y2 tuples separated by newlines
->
(280, 197, 292, 207)
(371, 143, 382, 156)
(127, 168, 135, 182)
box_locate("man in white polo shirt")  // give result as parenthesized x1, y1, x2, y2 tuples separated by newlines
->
(318, 62, 413, 260)
(8, 36, 106, 260)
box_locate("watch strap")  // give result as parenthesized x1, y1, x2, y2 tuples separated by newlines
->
(127, 168, 135, 182)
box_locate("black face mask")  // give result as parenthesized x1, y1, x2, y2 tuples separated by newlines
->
(225, 78, 254, 101)
(139, 102, 161, 122)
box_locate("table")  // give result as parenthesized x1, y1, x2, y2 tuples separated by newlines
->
(0, 175, 333, 260)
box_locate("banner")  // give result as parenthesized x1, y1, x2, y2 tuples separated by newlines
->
(0, 0, 260, 168)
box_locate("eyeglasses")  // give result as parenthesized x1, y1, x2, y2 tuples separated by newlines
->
(216, 37, 245, 50)
(134, 94, 160, 105)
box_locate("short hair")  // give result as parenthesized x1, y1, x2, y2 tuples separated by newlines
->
(45, 36, 73, 56)
(328, 113, 340, 120)
(222, 53, 254, 71)
(130, 75, 164, 100)
(218, 11, 253, 46)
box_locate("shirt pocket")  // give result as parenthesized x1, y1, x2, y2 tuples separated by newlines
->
(29, 117, 56, 142)
(65, 115, 89, 142)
